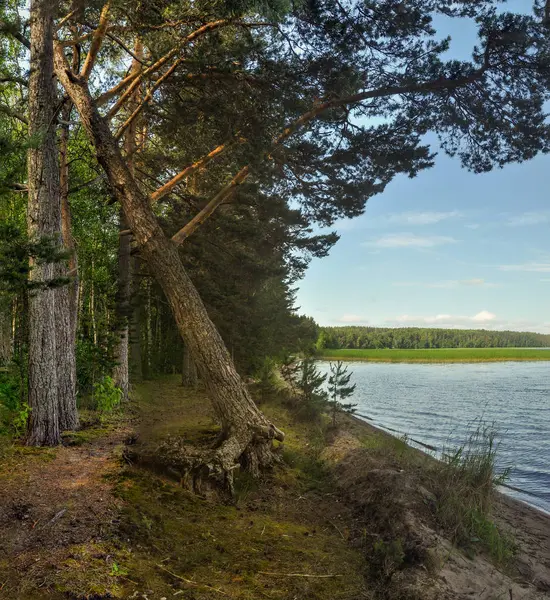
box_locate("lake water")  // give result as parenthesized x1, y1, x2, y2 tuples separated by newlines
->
(318, 361, 550, 514)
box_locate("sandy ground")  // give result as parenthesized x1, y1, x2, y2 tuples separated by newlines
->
(335, 416, 550, 600)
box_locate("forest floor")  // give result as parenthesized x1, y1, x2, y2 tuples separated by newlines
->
(0, 377, 548, 599)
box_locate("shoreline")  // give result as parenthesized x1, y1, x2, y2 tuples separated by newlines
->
(319, 355, 550, 363)
(318, 348, 550, 363)
(348, 411, 550, 519)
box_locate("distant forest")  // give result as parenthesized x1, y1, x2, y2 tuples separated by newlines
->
(318, 327, 550, 350)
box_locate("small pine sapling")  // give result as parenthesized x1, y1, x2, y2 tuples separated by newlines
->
(280, 353, 301, 395)
(328, 361, 357, 427)
(296, 357, 328, 419)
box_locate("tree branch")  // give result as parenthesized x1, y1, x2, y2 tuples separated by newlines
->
(106, 19, 230, 120)
(96, 71, 139, 107)
(171, 59, 493, 243)
(115, 55, 183, 139)
(275, 67, 490, 146)
(151, 142, 233, 202)
(0, 103, 28, 124)
(0, 19, 30, 49)
(171, 167, 249, 245)
(80, 2, 111, 80)
(56, 10, 77, 32)
(0, 76, 27, 86)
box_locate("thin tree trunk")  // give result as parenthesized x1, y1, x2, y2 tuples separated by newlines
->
(129, 260, 143, 381)
(57, 102, 79, 431)
(59, 102, 79, 341)
(27, 0, 61, 446)
(113, 43, 142, 397)
(54, 47, 284, 480)
(0, 297, 12, 366)
(112, 213, 131, 400)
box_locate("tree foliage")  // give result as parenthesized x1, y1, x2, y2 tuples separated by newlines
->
(319, 326, 550, 350)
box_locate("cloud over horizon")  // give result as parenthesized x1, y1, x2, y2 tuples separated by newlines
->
(364, 233, 457, 249)
(393, 278, 497, 289)
(506, 211, 550, 227)
(335, 314, 369, 324)
(499, 262, 550, 273)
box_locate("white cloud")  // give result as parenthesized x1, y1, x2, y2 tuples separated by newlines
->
(364, 233, 457, 249)
(465, 223, 480, 230)
(385, 211, 462, 226)
(336, 314, 369, 324)
(383, 312, 550, 333)
(387, 311, 497, 328)
(393, 278, 496, 289)
(499, 262, 550, 273)
(506, 211, 550, 226)
(460, 278, 486, 286)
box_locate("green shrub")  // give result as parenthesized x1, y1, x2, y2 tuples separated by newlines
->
(93, 376, 123, 414)
(0, 367, 26, 436)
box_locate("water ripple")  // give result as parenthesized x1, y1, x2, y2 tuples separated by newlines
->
(319, 361, 550, 513)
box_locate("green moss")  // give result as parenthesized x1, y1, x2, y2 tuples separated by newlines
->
(114, 469, 366, 599)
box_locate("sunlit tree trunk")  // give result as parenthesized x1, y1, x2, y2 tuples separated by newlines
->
(112, 213, 131, 400)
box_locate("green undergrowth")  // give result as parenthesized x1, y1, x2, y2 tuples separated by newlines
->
(61, 377, 368, 599)
(0, 376, 518, 599)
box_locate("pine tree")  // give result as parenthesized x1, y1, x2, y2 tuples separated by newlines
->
(328, 361, 357, 427)
(295, 358, 328, 420)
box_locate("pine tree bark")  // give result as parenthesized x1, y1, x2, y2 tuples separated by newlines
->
(54, 46, 284, 482)
(58, 103, 79, 431)
(27, 0, 61, 446)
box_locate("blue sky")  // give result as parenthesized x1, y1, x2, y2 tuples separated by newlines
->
(295, 1, 550, 334)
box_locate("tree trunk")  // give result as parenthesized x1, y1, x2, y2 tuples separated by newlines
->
(113, 44, 142, 397)
(129, 262, 143, 381)
(54, 47, 284, 484)
(27, 0, 61, 446)
(112, 212, 131, 400)
(59, 102, 80, 342)
(58, 102, 79, 431)
(181, 343, 198, 388)
(0, 297, 12, 366)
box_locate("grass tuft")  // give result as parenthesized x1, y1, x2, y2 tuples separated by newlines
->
(432, 423, 515, 562)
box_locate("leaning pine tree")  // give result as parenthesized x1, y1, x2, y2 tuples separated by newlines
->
(4, 0, 550, 486)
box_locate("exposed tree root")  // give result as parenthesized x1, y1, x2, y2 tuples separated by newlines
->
(123, 424, 283, 499)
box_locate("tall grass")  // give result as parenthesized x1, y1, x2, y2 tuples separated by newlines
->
(433, 424, 515, 562)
